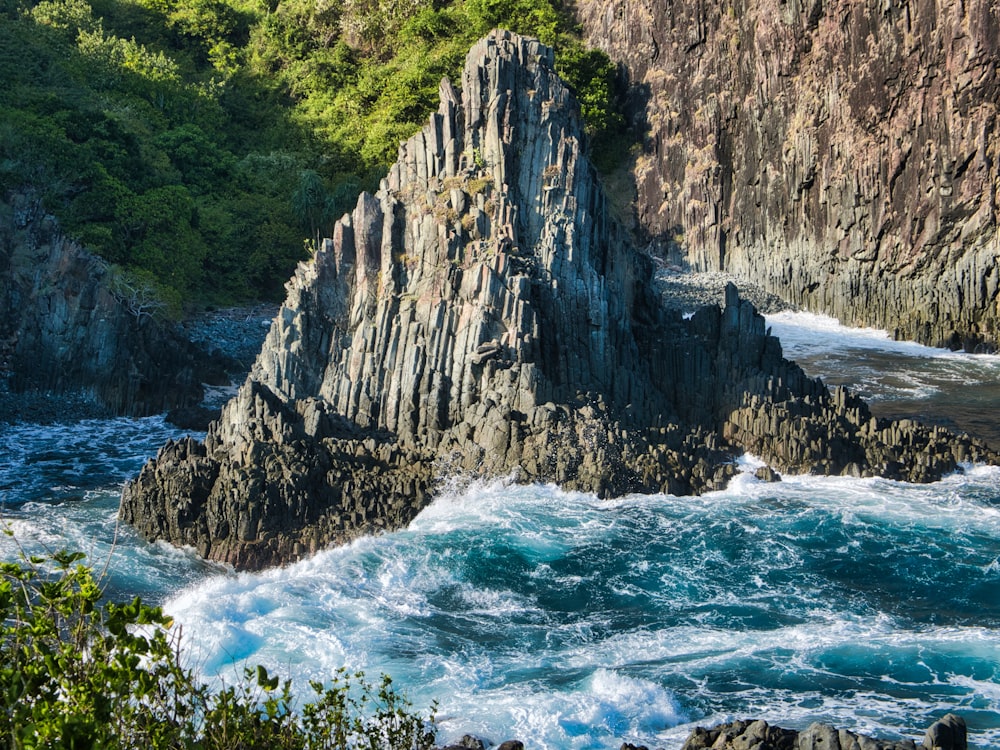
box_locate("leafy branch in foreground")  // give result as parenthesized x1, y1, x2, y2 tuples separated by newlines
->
(0, 549, 436, 749)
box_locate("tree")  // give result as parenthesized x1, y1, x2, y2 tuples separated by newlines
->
(292, 168, 332, 249)
(465, 0, 561, 44)
(108, 265, 169, 320)
(340, 0, 425, 58)
(29, 0, 101, 39)
(6, 0, 631, 310)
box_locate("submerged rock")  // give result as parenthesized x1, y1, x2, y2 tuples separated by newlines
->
(121, 31, 997, 570)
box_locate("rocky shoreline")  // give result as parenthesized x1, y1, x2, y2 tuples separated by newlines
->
(120, 31, 998, 571)
(656, 268, 794, 316)
(435, 713, 969, 750)
(0, 194, 226, 420)
(0, 297, 274, 425)
(0, 378, 111, 425)
(675, 714, 968, 750)
(181, 304, 279, 378)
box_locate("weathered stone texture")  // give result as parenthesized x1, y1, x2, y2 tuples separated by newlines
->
(0, 194, 217, 417)
(121, 32, 997, 570)
(680, 713, 966, 750)
(578, 0, 1000, 350)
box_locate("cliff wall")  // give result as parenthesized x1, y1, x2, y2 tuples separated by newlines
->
(122, 31, 996, 571)
(578, 0, 1000, 350)
(0, 194, 217, 418)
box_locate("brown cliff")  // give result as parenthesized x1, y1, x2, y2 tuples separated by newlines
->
(121, 31, 996, 571)
(578, 0, 999, 350)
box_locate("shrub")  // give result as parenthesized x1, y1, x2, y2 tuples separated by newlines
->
(0, 548, 437, 749)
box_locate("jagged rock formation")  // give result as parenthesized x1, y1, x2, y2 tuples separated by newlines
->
(447, 713, 968, 750)
(679, 713, 967, 750)
(577, 0, 1000, 351)
(0, 194, 220, 418)
(121, 31, 997, 570)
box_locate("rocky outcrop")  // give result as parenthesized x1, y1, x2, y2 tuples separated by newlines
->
(577, 0, 1000, 351)
(440, 714, 968, 750)
(0, 194, 221, 419)
(121, 31, 997, 570)
(679, 713, 967, 750)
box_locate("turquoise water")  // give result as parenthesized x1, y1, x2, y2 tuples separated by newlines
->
(2, 313, 999, 749)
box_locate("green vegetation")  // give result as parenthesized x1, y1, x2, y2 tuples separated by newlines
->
(1, 0, 625, 314)
(0, 548, 436, 748)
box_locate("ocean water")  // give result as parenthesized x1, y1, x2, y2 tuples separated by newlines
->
(1, 312, 999, 750)
(767, 311, 1000, 446)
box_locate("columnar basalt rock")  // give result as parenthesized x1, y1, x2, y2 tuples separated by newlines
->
(577, 0, 1000, 351)
(121, 31, 998, 570)
(0, 194, 218, 418)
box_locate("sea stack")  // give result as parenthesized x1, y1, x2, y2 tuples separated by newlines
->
(121, 31, 997, 570)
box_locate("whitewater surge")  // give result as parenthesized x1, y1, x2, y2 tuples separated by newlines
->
(766, 311, 1000, 448)
(158, 471, 1000, 749)
(1, 312, 999, 749)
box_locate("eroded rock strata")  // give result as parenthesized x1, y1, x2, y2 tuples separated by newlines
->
(0, 194, 219, 418)
(122, 31, 996, 570)
(578, 0, 1000, 351)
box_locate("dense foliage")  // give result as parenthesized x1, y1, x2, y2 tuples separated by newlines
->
(0, 548, 436, 748)
(1, 0, 624, 313)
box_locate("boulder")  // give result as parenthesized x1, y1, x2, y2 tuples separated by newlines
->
(921, 714, 967, 750)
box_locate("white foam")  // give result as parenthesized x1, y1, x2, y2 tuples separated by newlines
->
(765, 311, 1000, 400)
(6, 410, 1000, 750)
(159, 466, 1000, 745)
(429, 668, 687, 750)
(766, 311, 955, 358)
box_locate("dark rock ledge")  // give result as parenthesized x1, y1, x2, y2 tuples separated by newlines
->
(675, 713, 968, 750)
(434, 714, 969, 750)
(121, 31, 997, 571)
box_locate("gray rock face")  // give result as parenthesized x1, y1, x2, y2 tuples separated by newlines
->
(0, 194, 217, 418)
(577, 0, 1000, 351)
(921, 714, 968, 750)
(121, 31, 997, 570)
(681, 714, 966, 750)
